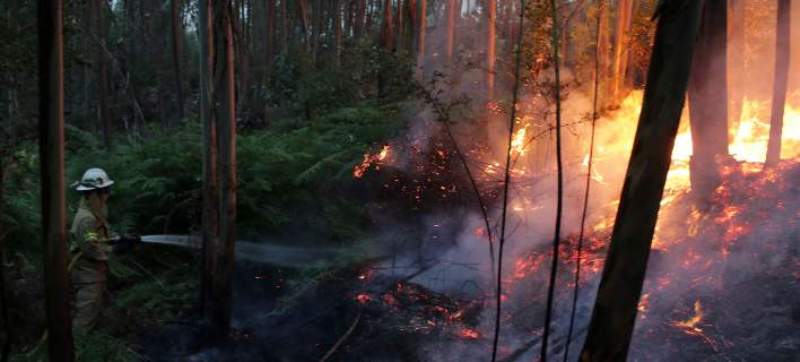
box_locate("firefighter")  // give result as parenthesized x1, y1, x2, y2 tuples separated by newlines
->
(70, 168, 138, 330)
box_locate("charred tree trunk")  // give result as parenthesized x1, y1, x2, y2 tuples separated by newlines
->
(765, 0, 792, 167)
(487, 0, 496, 99)
(211, 0, 238, 336)
(688, 0, 729, 200)
(38, 0, 75, 359)
(579, 2, 704, 360)
(611, 0, 633, 101)
(199, 0, 219, 321)
(446, 0, 456, 65)
(416, 0, 426, 77)
(171, 0, 185, 121)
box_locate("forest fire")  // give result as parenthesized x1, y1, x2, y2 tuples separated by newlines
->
(345, 83, 800, 360)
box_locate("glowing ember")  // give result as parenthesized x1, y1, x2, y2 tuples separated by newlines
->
(457, 327, 481, 340)
(356, 293, 372, 304)
(673, 300, 704, 335)
(353, 145, 391, 178)
(638, 293, 651, 318)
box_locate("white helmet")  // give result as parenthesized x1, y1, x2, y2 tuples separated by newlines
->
(74, 168, 115, 191)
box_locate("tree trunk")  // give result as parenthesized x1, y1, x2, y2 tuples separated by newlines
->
(416, 0, 426, 78)
(355, 0, 366, 37)
(298, 0, 311, 46)
(211, 0, 237, 336)
(579, 2, 704, 360)
(171, 0, 185, 121)
(92, 0, 111, 147)
(38, 0, 75, 359)
(728, 0, 746, 127)
(765, 0, 791, 167)
(688, 0, 729, 200)
(266, 0, 276, 74)
(334, 0, 342, 67)
(487, 0, 496, 99)
(199, 0, 219, 321)
(381, 0, 394, 50)
(280, 0, 288, 53)
(446, 0, 455, 64)
(311, 0, 322, 62)
(395, 0, 403, 49)
(611, 0, 634, 101)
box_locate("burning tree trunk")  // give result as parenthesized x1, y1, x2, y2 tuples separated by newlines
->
(487, 0, 496, 99)
(199, 0, 219, 321)
(611, 0, 634, 101)
(580, 2, 704, 360)
(416, 0, 427, 78)
(765, 0, 792, 167)
(210, 0, 238, 336)
(446, 0, 456, 64)
(171, 0, 185, 121)
(688, 0, 729, 200)
(38, 0, 75, 359)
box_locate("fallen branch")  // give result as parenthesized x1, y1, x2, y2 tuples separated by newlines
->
(319, 310, 362, 362)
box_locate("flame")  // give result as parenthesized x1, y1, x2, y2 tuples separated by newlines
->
(511, 125, 528, 156)
(638, 293, 651, 318)
(673, 299, 704, 334)
(353, 145, 391, 178)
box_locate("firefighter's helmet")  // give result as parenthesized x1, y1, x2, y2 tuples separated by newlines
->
(74, 168, 115, 191)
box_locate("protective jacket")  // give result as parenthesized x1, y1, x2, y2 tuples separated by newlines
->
(70, 198, 113, 328)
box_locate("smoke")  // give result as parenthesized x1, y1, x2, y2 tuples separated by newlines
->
(364, 2, 800, 361)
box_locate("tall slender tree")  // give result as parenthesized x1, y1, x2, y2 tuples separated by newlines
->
(382, 0, 394, 50)
(765, 0, 792, 167)
(688, 0, 729, 200)
(487, 0, 497, 99)
(728, 0, 746, 127)
(199, 0, 219, 321)
(580, 1, 704, 360)
(171, 0, 185, 121)
(91, 0, 111, 147)
(334, 0, 343, 67)
(38, 0, 74, 359)
(610, 0, 633, 100)
(416, 0, 427, 78)
(210, 0, 238, 335)
(446, 0, 456, 64)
